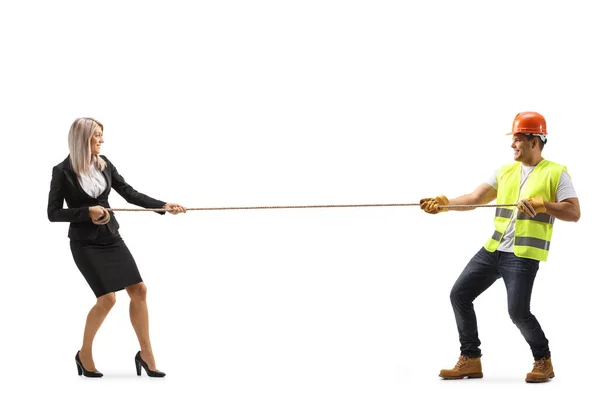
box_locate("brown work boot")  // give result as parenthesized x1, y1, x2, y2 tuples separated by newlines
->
(439, 355, 483, 379)
(525, 358, 554, 383)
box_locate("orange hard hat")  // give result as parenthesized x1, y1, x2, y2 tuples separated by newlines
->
(507, 111, 547, 135)
(506, 111, 548, 143)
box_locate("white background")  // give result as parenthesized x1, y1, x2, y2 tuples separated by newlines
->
(0, 0, 597, 399)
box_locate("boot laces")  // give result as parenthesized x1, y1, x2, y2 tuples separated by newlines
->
(455, 355, 469, 369)
(532, 359, 546, 372)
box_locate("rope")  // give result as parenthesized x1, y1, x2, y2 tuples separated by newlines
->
(105, 202, 519, 212)
(92, 202, 519, 225)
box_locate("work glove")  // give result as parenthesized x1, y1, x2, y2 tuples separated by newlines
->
(419, 195, 450, 214)
(518, 195, 546, 217)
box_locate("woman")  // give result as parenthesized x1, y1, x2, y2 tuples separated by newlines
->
(47, 117, 186, 378)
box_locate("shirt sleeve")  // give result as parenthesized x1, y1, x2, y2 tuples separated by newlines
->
(556, 170, 578, 202)
(485, 169, 498, 190)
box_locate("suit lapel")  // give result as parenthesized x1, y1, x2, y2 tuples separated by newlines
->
(101, 167, 111, 195)
(62, 155, 111, 197)
(61, 156, 79, 190)
(62, 155, 97, 199)
(100, 156, 111, 195)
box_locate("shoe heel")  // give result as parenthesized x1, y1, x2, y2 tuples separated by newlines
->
(549, 371, 555, 379)
(135, 351, 166, 378)
(467, 372, 483, 379)
(75, 351, 103, 378)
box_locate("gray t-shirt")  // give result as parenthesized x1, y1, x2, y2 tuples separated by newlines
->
(485, 165, 577, 252)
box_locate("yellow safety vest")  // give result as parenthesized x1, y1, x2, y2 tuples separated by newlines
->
(483, 159, 567, 261)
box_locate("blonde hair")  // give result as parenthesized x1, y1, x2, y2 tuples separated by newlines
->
(68, 117, 107, 175)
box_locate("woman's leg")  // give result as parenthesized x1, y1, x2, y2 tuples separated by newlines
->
(126, 282, 158, 370)
(79, 292, 116, 371)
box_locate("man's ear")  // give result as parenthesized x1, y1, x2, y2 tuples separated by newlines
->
(530, 136, 539, 150)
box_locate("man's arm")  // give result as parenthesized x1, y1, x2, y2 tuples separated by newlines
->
(519, 170, 580, 222)
(447, 183, 498, 211)
(543, 197, 580, 222)
(420, 183, 497, 214)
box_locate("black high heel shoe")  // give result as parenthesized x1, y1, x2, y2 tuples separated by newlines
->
(135, 351, 166, 377)
(75, 351, 103, 378)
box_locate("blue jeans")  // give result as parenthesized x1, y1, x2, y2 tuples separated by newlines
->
(450, 247, 550, 360)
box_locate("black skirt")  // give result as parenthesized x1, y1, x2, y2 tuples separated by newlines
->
(70, 225, 142, 298)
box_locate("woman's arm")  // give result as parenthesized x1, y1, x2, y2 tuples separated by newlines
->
(105, 157, 167, 214)
(47, 166, 92, 223)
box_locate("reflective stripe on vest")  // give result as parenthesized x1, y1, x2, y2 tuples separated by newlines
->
(494, 207, 555, 224)
(489, 230, 552, 251)
(483, 160, 566, 261)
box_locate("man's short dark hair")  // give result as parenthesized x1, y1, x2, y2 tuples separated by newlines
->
(524, 134, 546, 150)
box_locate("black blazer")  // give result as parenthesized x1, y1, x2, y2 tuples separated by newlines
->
(48, 154, 166, 240)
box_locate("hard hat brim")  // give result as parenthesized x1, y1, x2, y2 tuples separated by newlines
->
(506, 132, 548, 144)
(505, 131, 548, 135)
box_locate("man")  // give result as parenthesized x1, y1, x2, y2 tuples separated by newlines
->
(420, 111, 580, 383)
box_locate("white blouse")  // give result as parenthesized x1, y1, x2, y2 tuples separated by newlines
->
(78, 160, 108, 198)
